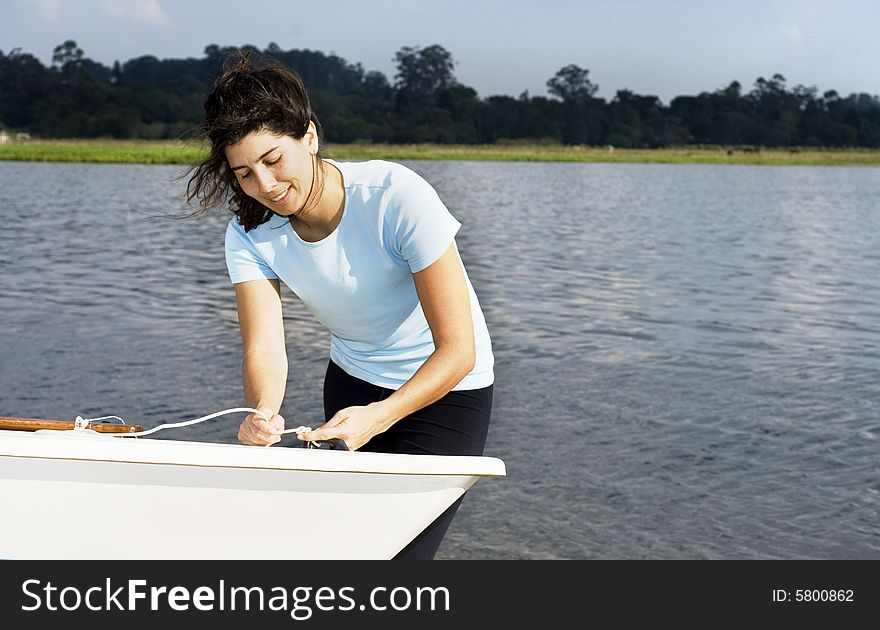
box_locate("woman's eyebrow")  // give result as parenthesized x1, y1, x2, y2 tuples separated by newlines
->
(230, 146, 280, 171)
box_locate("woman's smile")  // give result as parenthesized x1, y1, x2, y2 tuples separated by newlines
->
(267, 185, 292, 205)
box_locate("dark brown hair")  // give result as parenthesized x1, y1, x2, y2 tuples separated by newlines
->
(186, 51, 324, 231)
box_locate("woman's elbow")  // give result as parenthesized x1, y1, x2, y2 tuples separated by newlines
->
(463, 342, 476, 374)
(450, 337, 476, 378)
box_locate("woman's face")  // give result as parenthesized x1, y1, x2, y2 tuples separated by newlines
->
(225, 126, 318, 216)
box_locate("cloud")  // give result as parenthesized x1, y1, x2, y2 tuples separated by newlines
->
(31, 0, 62, 20)
(773, 0, 823, 49)
(100, 0, 168, 25)
(778, 23, 802, 47)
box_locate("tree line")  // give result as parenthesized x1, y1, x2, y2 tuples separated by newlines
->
(1, 40, 879, 148)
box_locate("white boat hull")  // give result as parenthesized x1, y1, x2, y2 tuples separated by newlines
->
(0, 429, 505, 559)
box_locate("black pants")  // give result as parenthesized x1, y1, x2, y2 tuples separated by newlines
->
(323, 359, 493, 559)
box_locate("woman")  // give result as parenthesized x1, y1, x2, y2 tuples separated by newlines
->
(186, 52, 494, 559)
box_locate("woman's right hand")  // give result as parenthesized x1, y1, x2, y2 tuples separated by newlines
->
(238, 407, 284, 446)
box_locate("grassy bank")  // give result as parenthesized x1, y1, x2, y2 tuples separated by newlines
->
(329, 143, 880, 166)
(0, 139, 206, 164)
(1, 138, 880, 166)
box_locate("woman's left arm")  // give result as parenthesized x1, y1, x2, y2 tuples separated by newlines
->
(298, 243, 475, 450)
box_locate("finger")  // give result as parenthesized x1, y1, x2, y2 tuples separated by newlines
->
(254, 428, 280, 442)
(256, 417, 282, 435)
(238, 424, 257, 444)
(298, 428, 343, 443)
(270, 414, 285, 432)
(240, 421, 276, 445)
(238, 423, 253, 445)
(331, 407, 357, 423)
(297, 429, 324, 442)
(322, 410, 351, 429)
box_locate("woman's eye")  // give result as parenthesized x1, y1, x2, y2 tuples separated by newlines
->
(238, 171, 251, 180)
(265, 156, 281, 166)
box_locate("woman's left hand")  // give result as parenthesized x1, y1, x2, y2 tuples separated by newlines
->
(298, 403, 390, 451)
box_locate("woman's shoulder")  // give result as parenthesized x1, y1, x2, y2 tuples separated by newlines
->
(225, 213, 287, 242)
(331, 159, 425, 190)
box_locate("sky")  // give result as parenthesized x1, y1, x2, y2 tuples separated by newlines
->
(3, 0, 879, 104)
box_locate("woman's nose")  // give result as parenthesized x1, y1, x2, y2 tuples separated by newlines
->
(254, 168, 276, 193)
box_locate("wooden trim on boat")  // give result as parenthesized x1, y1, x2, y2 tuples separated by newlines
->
(0, 417, 144, 434)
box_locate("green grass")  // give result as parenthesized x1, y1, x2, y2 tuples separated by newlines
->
(0, 139, 207, 164)
(1, 139, 879, 166)
(328, 143, 880, 166)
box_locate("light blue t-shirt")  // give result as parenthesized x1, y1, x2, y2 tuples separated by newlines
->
(224, 159, 494, 390)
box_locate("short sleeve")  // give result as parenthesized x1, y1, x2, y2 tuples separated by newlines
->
(385, 171, 462, 273)
(224, 219, 279, 284)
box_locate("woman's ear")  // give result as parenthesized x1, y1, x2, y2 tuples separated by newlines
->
(304, 122, 319, 154)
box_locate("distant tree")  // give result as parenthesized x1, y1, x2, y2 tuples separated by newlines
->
(51, 40, 84, 68)
(546, 64, 603, 144)
(720, 80, 742, 100)
(203, 44, 222, 59)
(606, 90, 645, 147)
(791, 84, 818, 111)
(748, 73, 800, 145)
(393, 44, 457, 102)
(362, 70, 392, 100)
(0, 48, 53, 130)
(547, 64, 598, 102)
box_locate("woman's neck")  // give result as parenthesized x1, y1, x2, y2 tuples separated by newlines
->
(290, 160, 345, 240)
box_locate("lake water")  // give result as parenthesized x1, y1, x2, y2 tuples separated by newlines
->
(1, 159, 878, 559)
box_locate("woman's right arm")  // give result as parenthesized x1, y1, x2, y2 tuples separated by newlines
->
(234, 278, 287, 446)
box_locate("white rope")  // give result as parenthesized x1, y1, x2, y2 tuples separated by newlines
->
(75, 407, 314, 439)
(99, 407, 268, 438)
